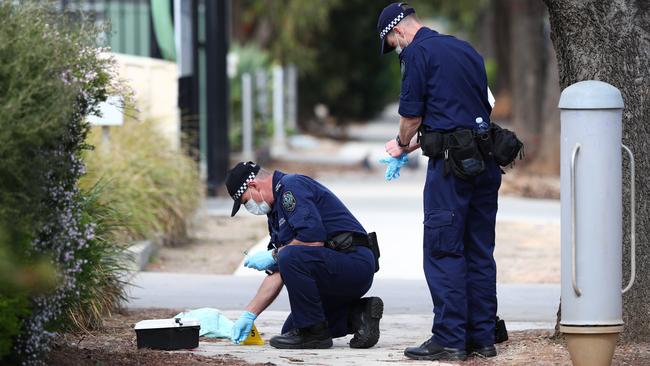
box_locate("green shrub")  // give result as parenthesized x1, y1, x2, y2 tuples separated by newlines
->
(0, 294, 30, 360)
(80, 119, 203, 245)
(61, 181, 130, 331)
(0, 2, 123, 363)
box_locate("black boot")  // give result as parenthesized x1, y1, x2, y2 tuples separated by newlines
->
(495, 316, 508, 343)
(348, 297, 383, 348)
(467, 344, 497, 358)
(269, 321, 333, 349)
(404, 338, 467, 361)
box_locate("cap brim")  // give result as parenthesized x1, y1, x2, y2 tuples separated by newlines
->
(231, 200, 242, 217)
(380, 37, 394, 55)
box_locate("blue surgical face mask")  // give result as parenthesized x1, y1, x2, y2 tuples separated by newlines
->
(244, 189, 271, 215)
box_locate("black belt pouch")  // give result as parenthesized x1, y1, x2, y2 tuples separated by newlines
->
(420, 131, 444, 158)
(446, 129, 486, 179)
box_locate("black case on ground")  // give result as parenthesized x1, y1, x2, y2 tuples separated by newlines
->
(134, 318, 200, 350)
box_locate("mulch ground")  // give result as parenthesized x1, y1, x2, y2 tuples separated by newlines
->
(46, 308, 268, 366)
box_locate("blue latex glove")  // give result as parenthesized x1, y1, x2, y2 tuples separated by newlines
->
(230, 311, 257, 344)
(379, 153, 409, 181)
(244, 250, 276, 271)
(174, 307, 234, 338)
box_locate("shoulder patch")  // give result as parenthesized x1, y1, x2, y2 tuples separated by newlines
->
(282, 191, 296, 212)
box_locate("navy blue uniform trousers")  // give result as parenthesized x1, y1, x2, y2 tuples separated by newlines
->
(277, 245, 375, 338)
(423, 157, 501, 349)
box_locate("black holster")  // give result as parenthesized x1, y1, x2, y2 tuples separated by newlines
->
(325, 232, 381, 273)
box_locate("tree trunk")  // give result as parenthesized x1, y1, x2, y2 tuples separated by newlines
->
(544, 0, 650, 342)
(509, 0, 548, 158)
(492, 0, 512, 92)
(525, 24, 561, 175)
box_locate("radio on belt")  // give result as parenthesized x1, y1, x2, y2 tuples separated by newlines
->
(134, 317, 200, 350)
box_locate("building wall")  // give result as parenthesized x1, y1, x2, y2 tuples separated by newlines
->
(113, 53, 180, 150)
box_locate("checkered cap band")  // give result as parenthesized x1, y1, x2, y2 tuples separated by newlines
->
(380, 12, 404, 39)
(232, 172, 257, 201)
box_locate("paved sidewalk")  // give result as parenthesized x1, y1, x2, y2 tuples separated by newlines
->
(126, 273, 559, 325)
(191, 311, 475, 366)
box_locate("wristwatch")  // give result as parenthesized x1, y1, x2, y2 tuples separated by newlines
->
(396, 135, 409, 148)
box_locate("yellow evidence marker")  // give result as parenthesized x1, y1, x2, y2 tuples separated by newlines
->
(242, 324, 264, 345)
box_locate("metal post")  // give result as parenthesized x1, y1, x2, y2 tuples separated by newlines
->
(559, 80, 627, 366)
(286, 64, 298, 132)
(205, 0, 229, 196)
(255, 69, 268, 124)
(242, 73, 254, 162)
(272, 65, 285, 154)
(101, 126, 111, 154)
(174, 0, 198, 162)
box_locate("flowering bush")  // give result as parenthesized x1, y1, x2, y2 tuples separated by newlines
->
(0, 3, 126, 364)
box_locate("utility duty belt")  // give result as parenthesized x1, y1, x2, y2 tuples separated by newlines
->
(419, 123, 524, 180)
(325, 232, 380, 272)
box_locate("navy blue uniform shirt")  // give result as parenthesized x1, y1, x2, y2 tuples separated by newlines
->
(266, 171, 366, 250)
(398, 27, 492, 132)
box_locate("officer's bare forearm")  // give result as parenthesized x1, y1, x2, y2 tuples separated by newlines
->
(406, 141, 421, 153)
(245, 272, 283, 315)
(398, 116, 422, 152)
(283, 239, 324, 247)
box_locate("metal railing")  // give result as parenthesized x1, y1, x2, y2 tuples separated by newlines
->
(60, 0, 155, 58)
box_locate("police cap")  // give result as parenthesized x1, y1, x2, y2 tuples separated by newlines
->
(225, 161, 261, 217)
(376, 2, 416, 55)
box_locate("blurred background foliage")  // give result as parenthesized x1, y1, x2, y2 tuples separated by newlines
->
(81, 118, 203, 246)
(232, 0, 494, 124)
(231, 0, 557, 172)
(228, 43, 272, 150)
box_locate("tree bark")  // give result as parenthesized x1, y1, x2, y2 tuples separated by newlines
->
(493, 0, 512, 92)
(509, 0, 548, 158)
(526, 23, 561, 175)
(544, 0, 650, 342)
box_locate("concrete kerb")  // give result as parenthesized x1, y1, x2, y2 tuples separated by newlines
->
(120, 239, 158, 282)
(128, 240, 157, 271)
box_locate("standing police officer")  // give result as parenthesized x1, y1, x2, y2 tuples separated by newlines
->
(377, 3, 502, 361)
(225, 162, 383, 349)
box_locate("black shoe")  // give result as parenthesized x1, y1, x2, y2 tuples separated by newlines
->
(495, 316, 509, 343)
(349, 297, 383, 349)
(468, 344, 497, 358)
(404, 338, 467, 361)
(269, 321, 333, 349)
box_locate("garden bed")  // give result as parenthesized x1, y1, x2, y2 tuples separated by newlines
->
(46, 309, 266, 366)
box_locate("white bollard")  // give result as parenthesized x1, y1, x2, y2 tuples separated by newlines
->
(272, 65, 285, 155)
(241, 73, 254, 162)
(255, 69, 268, 123)
(286, 64, 298, 132)
(559, 80, 636, 366)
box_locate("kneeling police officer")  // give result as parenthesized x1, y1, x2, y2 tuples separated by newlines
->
(225, 162, 383, 349)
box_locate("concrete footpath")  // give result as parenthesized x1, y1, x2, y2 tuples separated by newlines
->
(194, 311, 532, 366)
(127, 273, 558, 326)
